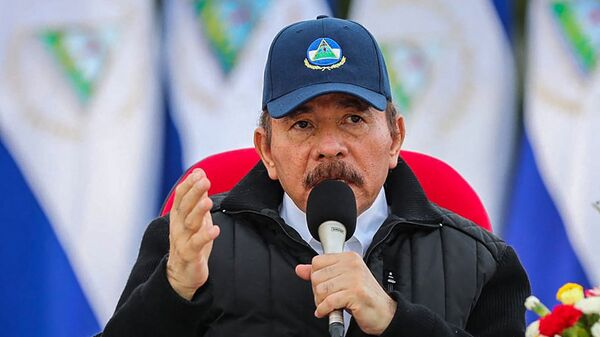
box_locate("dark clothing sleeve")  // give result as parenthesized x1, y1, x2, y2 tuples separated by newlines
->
(96, 217, 215, 337)
(379, 246, 530, 337)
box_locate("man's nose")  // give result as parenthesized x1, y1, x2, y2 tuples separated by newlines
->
(313, 131, 348, 160)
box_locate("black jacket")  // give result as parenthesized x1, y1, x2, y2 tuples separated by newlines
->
(98, 159, 530, 337)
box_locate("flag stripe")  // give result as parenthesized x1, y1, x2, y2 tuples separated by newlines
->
(504, 133, 591, 321)
(492, 0, 513, 40)
(158, 78, 184, 209)
(0, 139, 99, 337)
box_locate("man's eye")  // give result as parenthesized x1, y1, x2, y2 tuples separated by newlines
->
(347, 115, 364, 123)
(293, 120, 310, 129)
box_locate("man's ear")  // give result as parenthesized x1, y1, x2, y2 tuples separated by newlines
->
(254, 127, 278, 180)
(389, 115, 406, 169)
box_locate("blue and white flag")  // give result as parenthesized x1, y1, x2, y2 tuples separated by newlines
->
(349, 0, 516, 228)
(164, 0, 331, 168)
(0, 0, 161, 335)
(505, 0, 599, 312)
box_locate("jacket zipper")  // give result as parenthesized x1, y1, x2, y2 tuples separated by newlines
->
(364, 219, 442, 293)
(363, 219, 405, 263)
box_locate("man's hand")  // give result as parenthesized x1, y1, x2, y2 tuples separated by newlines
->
(166, 169, 220, 300)
(295, 252, 396, 335)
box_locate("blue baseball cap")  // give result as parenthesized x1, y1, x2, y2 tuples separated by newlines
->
(262, 16, 392, 118)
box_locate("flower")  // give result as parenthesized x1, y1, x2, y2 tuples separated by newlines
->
(538, 304, 583, 337)
(525, 320, 540, 337)
(557, 283, 584, 305)
(586, 287, 600, 298)
(525, 296, 551, 317)
(575, 296, 600, 314)
(526, 284, 600, 337)
(591, 322, 600, 337)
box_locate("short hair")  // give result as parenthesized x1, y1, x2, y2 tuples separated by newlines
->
(259, 101, 400, 144)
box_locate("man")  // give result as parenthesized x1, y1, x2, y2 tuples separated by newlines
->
(99, 16, 529, 336)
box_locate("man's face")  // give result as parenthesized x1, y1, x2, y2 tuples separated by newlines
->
(255, 93, 405, 215)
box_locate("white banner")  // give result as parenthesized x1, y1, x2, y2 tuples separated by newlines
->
(350, 0, 516, 228)
(0, 0, 161, 325)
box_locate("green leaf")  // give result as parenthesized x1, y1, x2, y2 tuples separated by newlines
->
(588, 313, 599, 326)
(562, 325, 589, 337)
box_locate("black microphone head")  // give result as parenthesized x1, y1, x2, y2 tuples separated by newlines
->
(306, 180, 357, 242)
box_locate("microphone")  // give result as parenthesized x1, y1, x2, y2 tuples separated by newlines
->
(306, 180, 357, 337)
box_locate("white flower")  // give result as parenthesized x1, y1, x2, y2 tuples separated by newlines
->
(525, 320, 539, 337)
(575, 296, 600, 314)
(591, 322, 600, 337)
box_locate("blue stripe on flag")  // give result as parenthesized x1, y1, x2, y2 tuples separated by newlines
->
(0, 140, 99, 337)
(158, 78, 183, 211)
(504, 134, 591, 322)
(492, 0, 513, 40)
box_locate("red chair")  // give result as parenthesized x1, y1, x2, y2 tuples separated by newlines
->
(160, 148, 492, 231)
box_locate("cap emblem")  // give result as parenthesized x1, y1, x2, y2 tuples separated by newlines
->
(304, 37, 346, 70)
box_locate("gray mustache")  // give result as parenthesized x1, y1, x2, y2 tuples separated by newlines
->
(304, 161, 364, 189)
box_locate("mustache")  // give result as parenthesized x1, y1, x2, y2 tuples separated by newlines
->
(304, 161, 364, 189)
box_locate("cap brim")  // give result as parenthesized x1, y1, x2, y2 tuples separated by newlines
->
(266, 83, 388, 118)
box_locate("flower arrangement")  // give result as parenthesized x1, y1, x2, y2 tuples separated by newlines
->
(525, 283, 600, 337)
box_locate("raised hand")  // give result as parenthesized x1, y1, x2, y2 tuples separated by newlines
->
(166, 169, 220, 300)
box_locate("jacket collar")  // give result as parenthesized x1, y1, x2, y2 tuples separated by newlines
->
(220, 156, 443, 225)
(384, 156, 443, 224)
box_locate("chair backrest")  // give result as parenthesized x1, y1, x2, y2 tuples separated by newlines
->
(160, 148, 492, 231)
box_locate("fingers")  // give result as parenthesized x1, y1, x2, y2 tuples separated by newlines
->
(295, 253, 362, 311)
(181, 193, 213, 233)
(189, 221, 220, 251)
(314, 273, 347, 303)
(314, 291, 348, 318)
(172, 169, 207, 211)
(310, 252, 361, 285)
(297, 252, 360, 282)
(177, 175, 211, 220)
(295, 264, 312, 280)
(174, 205, 220, 261)
(170, 169, 212, 238)
(166, 168, 219, 299)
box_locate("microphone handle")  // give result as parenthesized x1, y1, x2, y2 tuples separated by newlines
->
(329, 311, 344, 337)
(318, 221, 348, 337)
